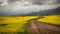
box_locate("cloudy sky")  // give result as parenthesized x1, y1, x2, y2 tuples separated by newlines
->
(0, 0, 60, 15)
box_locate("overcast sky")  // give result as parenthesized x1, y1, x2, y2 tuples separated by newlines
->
(0, 0, 60, 15)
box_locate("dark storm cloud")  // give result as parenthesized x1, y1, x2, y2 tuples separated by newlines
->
(57, 0, 60, 4)
(0, 0, 60, 6)
(0, 0, 60, 16)
(8, 0, 22, 4)
(7, 0, 60, 5)
(32, 0, 60, 5)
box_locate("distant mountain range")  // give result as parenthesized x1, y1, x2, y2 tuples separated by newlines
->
(18, 7, 60, 16)
(25, 7, 60, 16)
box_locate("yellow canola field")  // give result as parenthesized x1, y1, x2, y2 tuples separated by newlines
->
(0, 16, 39, 24)
(0, 15, 60, 32)
(38, 15, 60, 25)
(0, 16, 39, 32)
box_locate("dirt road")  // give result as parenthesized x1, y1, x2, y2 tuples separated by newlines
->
(26, 19, 60, 34)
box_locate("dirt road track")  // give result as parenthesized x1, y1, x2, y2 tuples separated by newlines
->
(26, 19, 60, 34)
